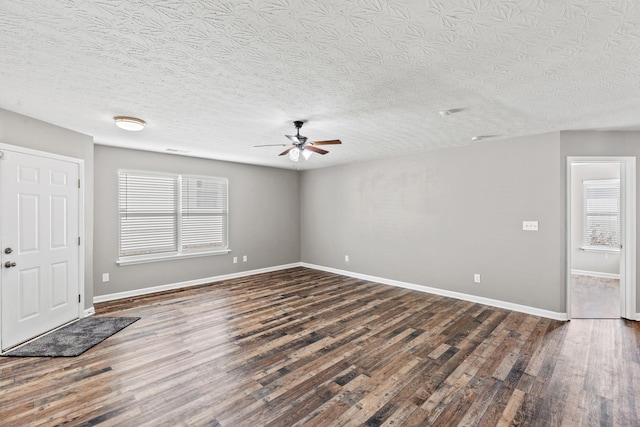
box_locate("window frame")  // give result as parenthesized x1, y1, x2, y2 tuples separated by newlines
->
(117, 170, 230, 265)
(581, 178, 621, 253)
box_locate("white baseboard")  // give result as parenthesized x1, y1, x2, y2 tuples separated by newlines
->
(94, 261, 570, 321)
(571, 269, 621, 280)
(83, 307, 95, 317)
(301, 263, 568, 321)
(93, 263, 302, 304)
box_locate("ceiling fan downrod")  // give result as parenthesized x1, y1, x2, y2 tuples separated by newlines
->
(292, 121, 307, 145)
(293, 121, 304, 139)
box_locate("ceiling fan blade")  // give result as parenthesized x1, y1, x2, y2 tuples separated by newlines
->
(305, 145, 329, 155)
(311, 139, 342, 146)
(285, 134, 301, 144)
(279, 147, 294, 156)
(254, 143, 287, 147)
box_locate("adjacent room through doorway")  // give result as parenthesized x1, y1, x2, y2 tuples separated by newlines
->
(569, 162, 621, 319)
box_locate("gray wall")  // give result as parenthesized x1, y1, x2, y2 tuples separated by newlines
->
(3, 107, 637, 316)
(93, 145, 300, 297)
(570, 163, 620, 275)
(301, 133, 566, 313)
(0, 108, 95, 308)
(560, 130, 640, 310)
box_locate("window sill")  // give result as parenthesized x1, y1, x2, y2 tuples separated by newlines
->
(580, 246, 620, 254)
(117, 249, 231, 266)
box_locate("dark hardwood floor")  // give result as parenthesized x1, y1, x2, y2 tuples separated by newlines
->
(2, 267, 640, 426)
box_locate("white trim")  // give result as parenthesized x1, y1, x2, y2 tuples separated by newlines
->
(83, 307, 95, 317)
(0, 143, 86, 349)
(117, 248, 232, 266)
(566, 159, 572, 319)
(622, 159, 637, 320)
(580, 246, 620, 253)
(301, 263, 568, 321)
(571, 269, 621, 280)
(567, 157, 637, 321)
(78, 160, 86, 319)
(0, 143, 83, 163)
(93, 263, 301, 303)
(94, 262, 570, 321)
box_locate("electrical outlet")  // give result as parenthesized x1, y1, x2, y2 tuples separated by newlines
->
(102, 273, 109, 283)
(243, 255, 247, 262)
(233, 257, 237, 264)
(345, 255, 349, 262)
(523, 221, 539, 231)
(474, 274, 481, 283)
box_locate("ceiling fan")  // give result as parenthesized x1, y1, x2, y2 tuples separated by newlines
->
(255, 121, 341, 162)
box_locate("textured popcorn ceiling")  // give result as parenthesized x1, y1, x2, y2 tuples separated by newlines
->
(1, 1, 639, 170)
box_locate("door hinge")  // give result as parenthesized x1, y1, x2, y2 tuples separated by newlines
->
(0, 151, 4, 160)
(78, 294, 81, 303)
(78, 179, 81, 188)
(78, 236, 81, 246)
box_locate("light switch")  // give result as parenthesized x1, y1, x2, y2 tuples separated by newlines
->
(523, 221, 539, 231)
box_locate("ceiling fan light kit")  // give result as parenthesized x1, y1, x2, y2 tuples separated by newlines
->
(256, 120, 342, 162)
(302, 149, 313, 160)
(288, 146, 300, 161)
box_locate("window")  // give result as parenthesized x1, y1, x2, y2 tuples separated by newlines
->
(181, 176, 228, 251)
(582, 179, 620, 250)
(118, 171, 228, 264)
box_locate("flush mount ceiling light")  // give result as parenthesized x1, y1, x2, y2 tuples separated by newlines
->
(114, 116, 145, 131)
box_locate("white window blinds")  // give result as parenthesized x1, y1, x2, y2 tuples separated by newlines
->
(583, 179, 620, 248)
(119, 172, 178, 257)
(119, 171, 228, 259)
(181, 176, 228, 250)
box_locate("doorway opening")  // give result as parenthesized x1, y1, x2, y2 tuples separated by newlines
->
(567, 157, 636, 320)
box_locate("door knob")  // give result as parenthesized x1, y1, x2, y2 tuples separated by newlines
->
(4, 248, 12, 254)
(4, 261, 16, 268)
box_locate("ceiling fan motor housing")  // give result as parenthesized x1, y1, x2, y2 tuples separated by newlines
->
(293, 121, 307, 145)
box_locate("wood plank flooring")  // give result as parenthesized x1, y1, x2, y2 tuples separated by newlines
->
(2, 267, 640, 426)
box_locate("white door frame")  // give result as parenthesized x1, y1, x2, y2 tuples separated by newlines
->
(0, 142, 85, 348)
(566, 156, 636, 320)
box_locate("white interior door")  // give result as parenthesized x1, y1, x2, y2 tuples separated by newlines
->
(1, 149, 80, 350)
